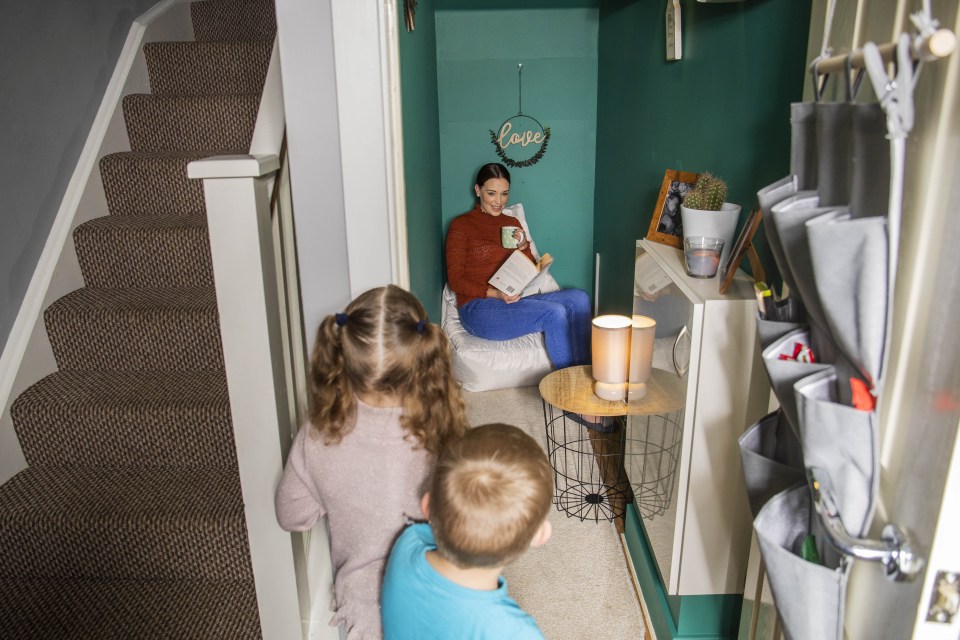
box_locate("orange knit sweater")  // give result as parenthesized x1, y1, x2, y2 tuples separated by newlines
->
(445, 205, 536, 306)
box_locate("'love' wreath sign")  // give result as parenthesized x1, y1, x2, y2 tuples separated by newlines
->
(488, 64, 550, 168)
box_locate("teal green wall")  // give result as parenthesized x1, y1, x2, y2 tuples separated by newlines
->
(625, 504, 743, 639)
(403, 0, 811, 317)
(399, 0, 444, 321)
(593, 0, 811, 315)
(435, 8, 599, 295)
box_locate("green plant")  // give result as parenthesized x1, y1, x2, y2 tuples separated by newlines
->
(683, 173, 727, 211)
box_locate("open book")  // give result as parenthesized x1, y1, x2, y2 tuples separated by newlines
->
(488, 251, 555, 298)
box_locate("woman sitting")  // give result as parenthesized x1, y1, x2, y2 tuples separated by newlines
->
(445, 162, 591, 370)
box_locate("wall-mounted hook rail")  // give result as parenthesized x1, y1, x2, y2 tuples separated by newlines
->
(813, 28, 955, 76)
(808, 468, 925, 582)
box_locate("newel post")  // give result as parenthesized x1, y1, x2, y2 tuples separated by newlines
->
(188, 154, 303, 639)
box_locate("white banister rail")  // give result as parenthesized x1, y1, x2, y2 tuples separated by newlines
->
(188, 153, 314, 640)
(188, 32, 336, 639)
(188, 154, 300, 639)
(190, 149, 336, 639)
(250, 39, 286, 157)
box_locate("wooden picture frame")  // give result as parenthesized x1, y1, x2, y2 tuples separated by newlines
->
(719, 207, 764, 294)
(646, 170, 699, 249)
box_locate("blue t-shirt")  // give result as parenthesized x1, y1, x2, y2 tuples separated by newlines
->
(381, 523, 544, 639)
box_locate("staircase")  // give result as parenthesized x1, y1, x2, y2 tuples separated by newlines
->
(0, 1, 277, 636)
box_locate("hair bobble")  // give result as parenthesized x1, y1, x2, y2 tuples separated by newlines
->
(416, 319, 427, 334)
(335, 313, 349, 327)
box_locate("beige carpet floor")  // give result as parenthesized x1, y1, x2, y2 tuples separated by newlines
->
(464, 385, 648, 640)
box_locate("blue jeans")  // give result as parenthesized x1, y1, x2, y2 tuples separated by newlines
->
(459, 289, 591, 369)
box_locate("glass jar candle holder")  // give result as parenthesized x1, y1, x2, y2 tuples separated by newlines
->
(683, 236, 724, 279)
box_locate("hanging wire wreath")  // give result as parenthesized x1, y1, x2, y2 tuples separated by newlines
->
(489, 119, 551, 168)
(488, 64, 551, 168)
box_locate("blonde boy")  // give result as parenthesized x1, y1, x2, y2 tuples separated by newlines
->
(381, 423, 553, 639)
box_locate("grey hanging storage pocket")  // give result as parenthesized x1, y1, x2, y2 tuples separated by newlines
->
(758, 175, 799, 214)
(762, 328, 832, 436)
(791, 103, 818, 191)
(795, 368, 879, 537)
(757, 176, 803, 323)
(756, 313, 806, 352)
(849, 104, 891, 218)
(806, 212, 888, 386)
(754, 484, 848, 640)
(815, 103, 854, 207)
(768, 192, 820, 302)
(769, 195, 848, 341)
(739, 411, 804, 518)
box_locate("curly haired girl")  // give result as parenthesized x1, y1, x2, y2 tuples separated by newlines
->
(275, 285, 469, 639)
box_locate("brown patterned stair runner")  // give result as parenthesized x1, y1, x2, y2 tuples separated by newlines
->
(0, 1, 276, 636)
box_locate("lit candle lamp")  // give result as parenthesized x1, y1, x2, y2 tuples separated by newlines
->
(592, 315, 633, 401)
(628, 315, 656, 400)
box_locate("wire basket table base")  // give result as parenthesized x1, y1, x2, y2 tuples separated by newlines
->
(544, 405, 683, 523)
(624, 411, 683, 519)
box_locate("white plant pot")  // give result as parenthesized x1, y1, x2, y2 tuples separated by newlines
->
(681, 202, 742, 270)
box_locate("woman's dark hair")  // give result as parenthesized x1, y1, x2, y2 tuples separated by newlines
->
(475, 162, 511, 188)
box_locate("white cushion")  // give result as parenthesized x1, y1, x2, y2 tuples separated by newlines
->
(441, 285, 553, 392)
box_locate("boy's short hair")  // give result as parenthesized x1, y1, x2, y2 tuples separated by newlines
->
(430, 423, 553, 568)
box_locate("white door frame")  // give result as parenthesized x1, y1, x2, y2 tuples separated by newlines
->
(330, 0, 408, 296)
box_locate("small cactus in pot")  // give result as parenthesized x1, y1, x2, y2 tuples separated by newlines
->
(683, 173, 727, 211)
(680, 172, 740, 268)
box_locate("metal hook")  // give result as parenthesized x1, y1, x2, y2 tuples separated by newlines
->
(517, 63, 524, 116)
(810, 59, 828, 102)
(841, 55, 866, 102)
(844, 55, 854, 101)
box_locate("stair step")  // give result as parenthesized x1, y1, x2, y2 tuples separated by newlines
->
(0, 577, 261, 639)
(0, 0, 276, 631)
(145, 40, 272, 96)
(0, 466, 252, 581)
(75, 214, 213, 288)
(44, 287, 223, 371)
(99, 149, 242, 217)
(124, 94, 259, 152)
(192, 0, 276, 42)
(11, 371, 235, 469)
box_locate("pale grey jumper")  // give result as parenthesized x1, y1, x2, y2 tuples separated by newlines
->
(275, 399, 433, 639)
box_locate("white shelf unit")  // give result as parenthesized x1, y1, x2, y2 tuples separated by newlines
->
(628, 239, 770, 597)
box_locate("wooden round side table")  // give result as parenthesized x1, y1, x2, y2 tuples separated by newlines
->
(539, 365, 685, 522)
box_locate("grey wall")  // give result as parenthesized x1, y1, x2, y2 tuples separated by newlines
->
(0, 0, 158, 353)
